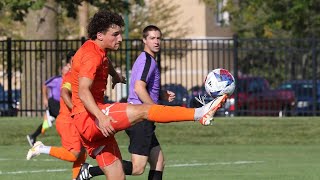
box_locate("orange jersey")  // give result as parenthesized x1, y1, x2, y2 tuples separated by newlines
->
(59, 71, 72, 116)
(71, 40, 109, 115)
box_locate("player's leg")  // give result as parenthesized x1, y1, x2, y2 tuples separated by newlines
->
(26, 123, 42, 146)
(94, 137, 125, 180)
(105, 95, 228, 132)
(125, 121, 156, 175)
(72, 148, 87, 180)
(27, 115, 81, 162)
(148, 146, 164, 180)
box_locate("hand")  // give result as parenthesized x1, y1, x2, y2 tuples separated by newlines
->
(111, 73, 126, 89)
(95, 115, 116, 137)
(166, 90, 176, 102)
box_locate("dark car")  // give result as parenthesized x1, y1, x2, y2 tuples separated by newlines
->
(277, 80, 320, 115)
(188, 76, 296, 116)
(0, 86, 20, 116)
(231, 76, 296, 116)
(159, 84, 189, 107)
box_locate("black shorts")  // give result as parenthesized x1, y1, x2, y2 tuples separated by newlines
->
(125, 120, 160, 156)
(48, 98, 60, 118)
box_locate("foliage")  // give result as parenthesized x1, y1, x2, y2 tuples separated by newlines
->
(129, 0, 190, 39)
(225, 0, 320, 38)
(0, 0, 144, 20)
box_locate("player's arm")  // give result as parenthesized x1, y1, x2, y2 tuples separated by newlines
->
(108, 58, 126, 89)
(78, 77, 115, 137)
(61, 82, 72, 110)
(134, 80, 155, 105)
(42, 83, 48, 108)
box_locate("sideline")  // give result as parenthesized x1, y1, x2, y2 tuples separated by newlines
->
(0, 160, 264, 175)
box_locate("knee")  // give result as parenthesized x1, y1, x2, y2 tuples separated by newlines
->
(132, 164, 146, 175)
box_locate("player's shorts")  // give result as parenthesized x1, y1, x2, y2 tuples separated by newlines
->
(48, 98, 60, 118)
(73, 103, 130, 166)
(56, 114, 81, 152)
(125, 120, 160, 156)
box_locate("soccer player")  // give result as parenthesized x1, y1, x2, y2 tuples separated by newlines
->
(26, 51, 74, 146)
(72, 10, 227, 180)
(76, 25, 173, 180)
(26, 51, 87, 180)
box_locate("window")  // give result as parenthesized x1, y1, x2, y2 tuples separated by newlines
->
(216, 0, 229, 26)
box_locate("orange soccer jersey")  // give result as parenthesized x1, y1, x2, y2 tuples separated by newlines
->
(55, 70, 82, 152)
(71, 40, 109, 115)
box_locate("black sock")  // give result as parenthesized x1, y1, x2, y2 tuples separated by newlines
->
(89, 166, 104, 177)
(148, 170, 163, 180)
(89, 160, 133, 177)
(31, 124, 42, 139)
(122, 160, 133, 175)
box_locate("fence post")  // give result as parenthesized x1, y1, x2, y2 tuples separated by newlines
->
(233, 34, 239, 116)
(6, 38, 12, 107)
(311, 38, 317, 116)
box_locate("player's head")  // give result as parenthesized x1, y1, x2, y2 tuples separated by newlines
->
(66, 50, 76, 64)
(142, 25, 162, 56)
(87, 10, 124, 50)
(65, 50, 75, 70)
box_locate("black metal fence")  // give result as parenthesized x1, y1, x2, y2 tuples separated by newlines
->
(0, 36, 319, 117)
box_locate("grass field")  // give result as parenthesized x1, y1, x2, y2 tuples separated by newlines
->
(1, 116, 320, 180)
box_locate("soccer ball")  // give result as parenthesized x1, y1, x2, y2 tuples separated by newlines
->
(204, 68, 235, 97)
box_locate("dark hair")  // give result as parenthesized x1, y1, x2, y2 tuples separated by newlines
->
(87, 10, 125, 40)
(66, 50, 76, 63)
(142, 25, 162, 39)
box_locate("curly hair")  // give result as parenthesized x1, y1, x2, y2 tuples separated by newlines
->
(87, 10, 125, 40)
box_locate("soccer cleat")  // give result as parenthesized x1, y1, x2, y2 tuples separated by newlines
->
(199, 94, 228, 126)
(26, 135, 35, 147)
(76, 163, 93, 180)
(26, 141, 43, 160)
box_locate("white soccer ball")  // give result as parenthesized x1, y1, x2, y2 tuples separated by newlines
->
(204, 68, 235, 97)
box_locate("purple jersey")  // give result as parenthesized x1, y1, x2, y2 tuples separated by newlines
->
(127, 52, 160, 104)
(45, 75, 62, 101)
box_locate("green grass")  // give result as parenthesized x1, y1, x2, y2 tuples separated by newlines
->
(1, 116, 320, 179)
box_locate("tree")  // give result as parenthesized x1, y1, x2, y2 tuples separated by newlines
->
(224, 0, 320, 38)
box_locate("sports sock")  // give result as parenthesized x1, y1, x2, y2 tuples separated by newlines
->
(89, 166, 104, 177)
(49, 147, 77, 162)
(31, 124, 42, 138)
(194, 107, 206, 121)
(122, 160, 133, 175)
(72, 151, 87, 179)
(147, 105, 195, 123)
(148, 170, 163, 180)
(38, 145, 50, 154)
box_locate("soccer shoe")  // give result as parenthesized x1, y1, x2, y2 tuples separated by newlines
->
(26, 141, 43, 160)
(26, 135, 35, 147)
(199, 94, 228, 126)
(76, 163, 93, 180)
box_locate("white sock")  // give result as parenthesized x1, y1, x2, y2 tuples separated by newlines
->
(39, 145, 51, 154)
(194, 107, 204, 121)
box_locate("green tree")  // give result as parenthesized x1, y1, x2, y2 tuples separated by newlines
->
(225, 0, 320, 38)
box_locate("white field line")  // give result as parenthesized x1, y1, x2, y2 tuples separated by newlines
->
(0, 160, 263, 175)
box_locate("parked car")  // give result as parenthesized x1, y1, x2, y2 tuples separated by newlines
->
(231, 76, 296, 116)
(277, 80, 320, 115)
(159, 84, 189, 107)
(189, 76, 296, 116)
(0, 86, 20, 116)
